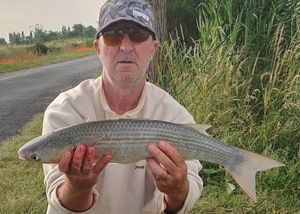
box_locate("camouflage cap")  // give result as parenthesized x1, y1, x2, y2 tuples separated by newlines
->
(97, 0, 156, 39)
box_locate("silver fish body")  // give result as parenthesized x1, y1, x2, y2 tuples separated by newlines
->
(19, 119, 236, 164)
(18, 119, 284, 201)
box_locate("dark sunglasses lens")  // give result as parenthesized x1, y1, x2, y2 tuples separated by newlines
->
(102, 31, 123, 46)
(101, 28, 151, 46)
(128, 28, 151, 43)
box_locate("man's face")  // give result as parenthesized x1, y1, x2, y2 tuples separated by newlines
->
(94, 20, 159, 88)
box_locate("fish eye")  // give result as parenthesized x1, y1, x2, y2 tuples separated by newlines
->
(31, 154, 40, 161)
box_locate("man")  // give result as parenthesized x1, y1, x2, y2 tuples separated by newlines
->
(43, 0, 203, 213)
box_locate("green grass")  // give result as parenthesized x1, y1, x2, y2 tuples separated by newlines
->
(0, 114, 47, 213)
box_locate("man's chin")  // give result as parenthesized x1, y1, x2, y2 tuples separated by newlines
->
(116, 63, 137, 71)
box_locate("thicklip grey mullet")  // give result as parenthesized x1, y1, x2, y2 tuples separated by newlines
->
(18, 119, 284, 201)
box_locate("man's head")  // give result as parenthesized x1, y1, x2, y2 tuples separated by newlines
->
(94, 0, 159, 89)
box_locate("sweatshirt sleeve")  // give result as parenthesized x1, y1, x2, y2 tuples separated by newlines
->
(42, 97, 100, 214)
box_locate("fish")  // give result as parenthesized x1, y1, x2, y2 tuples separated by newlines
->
(18, 119, 284, 201)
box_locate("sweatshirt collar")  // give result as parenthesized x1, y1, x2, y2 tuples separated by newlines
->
(98, 76, 146, 119)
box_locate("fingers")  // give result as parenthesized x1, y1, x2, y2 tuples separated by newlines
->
(147, 141, 184, 173)
(81, 147, 96, 175)
(157, 141, 185, 167)
(147, 141, 187, 184)
(58, 150, 73, 173)
(70, 145, 86, 174)
(146, 158, 169, 182)
(93, 154, 112, 174)
(58, 144, 112, 176)
(147, 141, 189, 203)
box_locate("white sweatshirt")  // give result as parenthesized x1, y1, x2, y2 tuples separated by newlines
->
(43, 77, 203, 214)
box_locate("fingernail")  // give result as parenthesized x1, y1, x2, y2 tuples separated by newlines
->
(147, 144, 155, 152)
(64, 151, 71, 159)
(158, 141, 167, 148)
(104, 154, 112, 162)
(78, 145, 86, 152)
(87, 147, 95, 154)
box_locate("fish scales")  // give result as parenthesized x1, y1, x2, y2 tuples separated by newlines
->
(18, 118, 284, 201)
(42, 119, 239, 165)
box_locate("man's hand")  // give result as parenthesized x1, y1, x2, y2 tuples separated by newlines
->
(146, 141, 189, 213)
(57, 144, 112, 212)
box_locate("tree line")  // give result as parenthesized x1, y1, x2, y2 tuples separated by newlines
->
(0, 24, 97, 45)
(0, 0, 201, 46)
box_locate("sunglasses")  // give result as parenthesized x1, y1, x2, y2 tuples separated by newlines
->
(98, 26, 154, 46)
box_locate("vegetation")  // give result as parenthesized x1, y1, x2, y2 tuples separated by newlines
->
(0, 38, 95, 75)
(157, 0, 300, 212)
(6, 24, 97, 45)
(0, 38, 6, 45)
(166, 0, 202, 43)
(0, 0, 299, 213)
(0, 114, 47, 213)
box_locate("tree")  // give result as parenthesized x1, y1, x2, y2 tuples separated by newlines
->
(148, 0, 167, 84)
(72, 24, 85, 37)
(21, 31, 25, 42)
(33, 25, 48, 43)
(9, 32, 21, 44)
(62, 26, 67, 34)
(167, 0, 201, 43)
(148, 0, 167, 43)
(84, 25, 97, 38)
(0, 38, 6, 45)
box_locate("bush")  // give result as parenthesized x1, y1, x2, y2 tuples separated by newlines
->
(69, 41, 83, 49)
(48, 46, 62, 54)
(29, 43, 49, 55)
(85, 39, 94, 48)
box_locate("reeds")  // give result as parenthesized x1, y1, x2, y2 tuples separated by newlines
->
(156, 0, 300, 211)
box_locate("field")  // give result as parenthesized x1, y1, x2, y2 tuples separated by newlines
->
(0, 0, 299, 213)
(0, 38, 95, 75)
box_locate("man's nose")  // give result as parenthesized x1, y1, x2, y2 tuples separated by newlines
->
(119, 34, 134, 52)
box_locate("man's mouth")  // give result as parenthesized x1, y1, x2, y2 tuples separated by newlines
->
(119, 61, 134, 63)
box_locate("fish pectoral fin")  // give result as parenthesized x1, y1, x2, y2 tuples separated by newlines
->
(185, 124, 212, 136)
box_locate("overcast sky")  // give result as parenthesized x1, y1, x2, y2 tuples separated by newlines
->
(0, 0, 106, 42)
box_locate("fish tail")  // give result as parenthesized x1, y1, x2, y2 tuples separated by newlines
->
(224, 149, 284, 201)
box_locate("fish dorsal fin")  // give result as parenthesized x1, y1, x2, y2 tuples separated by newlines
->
(185, 124, 212, 136)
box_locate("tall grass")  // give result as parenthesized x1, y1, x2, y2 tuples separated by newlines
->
(157, 0, 300, 212)
(196, 0, 300, 119)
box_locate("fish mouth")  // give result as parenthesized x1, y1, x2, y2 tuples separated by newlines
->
(18, 155, 26, 161)
(18, 147, 28, 160)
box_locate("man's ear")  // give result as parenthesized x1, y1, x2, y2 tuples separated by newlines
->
(94, 40, 100, 54)
(151, 40, 160, 58)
